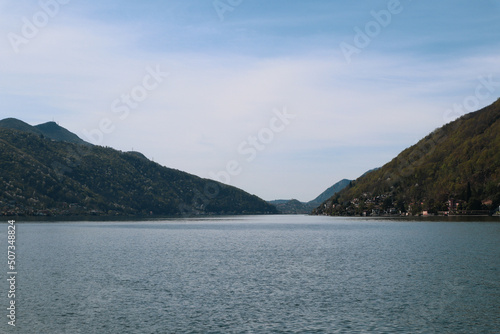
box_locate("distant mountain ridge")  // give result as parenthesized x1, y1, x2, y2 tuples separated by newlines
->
(0, 118, 38, 134)
(35, 121, 91, 145)
(310, 179, 352, 204)
(314, 99, 500, 216)
(0, 118, 90, 145)
(267, 199, 315, 214)
(268, 178, 353, 214)
(0, 119, 278, 216)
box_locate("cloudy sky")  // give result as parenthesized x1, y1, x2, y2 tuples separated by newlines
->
(1, 0, 499, 201)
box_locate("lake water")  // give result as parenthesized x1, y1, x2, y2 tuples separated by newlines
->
(1, 215, 499, 333)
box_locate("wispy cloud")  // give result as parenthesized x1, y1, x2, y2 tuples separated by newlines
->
(1, 0, 499, 201)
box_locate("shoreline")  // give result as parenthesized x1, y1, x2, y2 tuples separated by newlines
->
(2, 213, 499, 222)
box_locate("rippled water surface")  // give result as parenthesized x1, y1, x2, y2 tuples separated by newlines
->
(1, 215, 499, 333)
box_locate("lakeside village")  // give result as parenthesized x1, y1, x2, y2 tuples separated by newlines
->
(2, 196, 500, 217)
(0, 201, 116, 217)
(319, 193, 500, 217)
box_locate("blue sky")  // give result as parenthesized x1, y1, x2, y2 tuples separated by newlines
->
(1, 0, 499, 201)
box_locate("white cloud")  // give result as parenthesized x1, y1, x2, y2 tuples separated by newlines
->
(1, 2, 499, 201)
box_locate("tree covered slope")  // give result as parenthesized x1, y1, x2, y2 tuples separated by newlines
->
(0, 125, 278, 216)
(314, 99, 500, 216)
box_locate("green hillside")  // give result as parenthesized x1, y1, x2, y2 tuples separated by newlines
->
(35, 121, 91, 145)
(310, 179, 352, 205)
(268, 179, 352, 214)
(0, 126, 278, 217)
(314, 99, 500, 216)
(0, 118, 43, 134)
(0, 118, 90, 145)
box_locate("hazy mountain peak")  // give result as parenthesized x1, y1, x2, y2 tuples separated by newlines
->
(0, 118, 90, 146)
(310, 179, 351, 205)
(35, 121, 90, 145)
(0, 118, 42, 134)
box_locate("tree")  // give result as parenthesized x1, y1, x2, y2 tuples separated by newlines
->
(467, 198, 482, 211)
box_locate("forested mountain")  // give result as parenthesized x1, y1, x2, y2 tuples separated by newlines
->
(310, 179, 352, 205)
(314, 99, 500, 216)
(267, 199, 316, 214)
(268, 179, 352, 214)
(0, 118, 90, 145)
(35, 121, 91, 145)
(0, 121, 278, 216)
